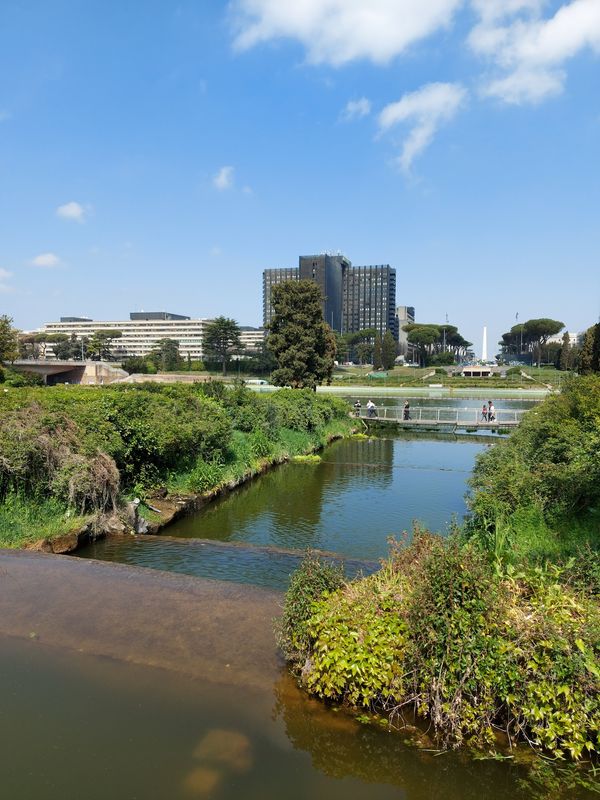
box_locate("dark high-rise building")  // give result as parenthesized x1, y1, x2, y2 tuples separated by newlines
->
(299, 253, 350, 332)
(263, 254, 397, 339)
(342, 265, 397, 339)
(262, 267, 299, 328)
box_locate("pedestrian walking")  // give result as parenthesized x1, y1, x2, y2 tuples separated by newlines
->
(488, 401, 495, 422)
(353, 400, 362, 417)
(366, 399, 377, 418)
(403, 401, 411, 421)
(481, 403, 488, 422)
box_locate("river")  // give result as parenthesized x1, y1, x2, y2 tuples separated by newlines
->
(3, 401, 593, 799)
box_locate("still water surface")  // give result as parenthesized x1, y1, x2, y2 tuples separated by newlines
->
(82, 436, 490, 585)
(2, 634, 561, 800)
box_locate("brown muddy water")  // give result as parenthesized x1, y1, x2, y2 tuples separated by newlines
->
(0, 552, 571, 800)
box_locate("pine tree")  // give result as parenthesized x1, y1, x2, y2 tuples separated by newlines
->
(267, 280, 336, 389)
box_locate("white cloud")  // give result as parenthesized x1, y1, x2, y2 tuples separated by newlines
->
(0, 268, 12, 280)
(56, 201, 88, 222)
(231, 0, 463, 66)
(341, 97, 371, 121)
(31, 252, 60, 268)
(470, 0, 600, 104)
(213, 165, 235, 190)
(378, 82, 467, 171)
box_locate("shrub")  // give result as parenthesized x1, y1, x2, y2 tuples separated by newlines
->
(283, 534, 600, 759)
(278, 552, 345, 664)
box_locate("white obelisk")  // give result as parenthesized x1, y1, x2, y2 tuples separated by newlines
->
(482, 326, 488, 362)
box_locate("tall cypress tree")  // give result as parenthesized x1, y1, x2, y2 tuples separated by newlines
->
(267, 280, 336, 390)
(373, 334, 383, 370)
(558, 331, 571, 371)
(579, 325, 599, 374)
(381, 330, 397, 370)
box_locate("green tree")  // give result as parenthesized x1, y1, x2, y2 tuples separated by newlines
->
(356, 342, 373, 365)
(406, 325, 440, 366)
(522, 318, 564, 366)
(0, 315, 19, 364)
(267, 280, 336, 389)
(203, 316, 243, 376)
(558, 331, 573, 372)
(381, 330, 397, 370)
(579, 324, 600, 374)
(372, 334, 383, 370)
(87, 330, 122, 361)
(149, 338, 182, 371)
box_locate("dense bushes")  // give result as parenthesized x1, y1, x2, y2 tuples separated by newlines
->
(283, 535, 600, 759)
(466, 374, 600, 559)
(0, 383, 353, 535)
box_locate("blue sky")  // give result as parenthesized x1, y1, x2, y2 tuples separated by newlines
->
(1, 0, 599, 355)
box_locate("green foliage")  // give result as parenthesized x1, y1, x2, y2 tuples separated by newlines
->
(277, 551, 345, 664)
(283, 534, 600, 760)
(381, 330, 397, 370)
(0, 314, 19, 364)
(467, 375, 600, 558)
(203, 316, 243, 375)
(579, 324, 600, 374)
(372, 334, 383, 370)
(0, 382, 353, 545)
(186, 457, 225, 493)
(148, 338, 181, 371)
(268, 280, 336, 390)
(121, 356, 154, 374)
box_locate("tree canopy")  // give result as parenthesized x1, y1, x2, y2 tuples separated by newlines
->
(267, 280, 336, 389)
(498, 318, 564, 365)
(402, 322, 471, 366)
(0, 315, 19, 365)
(149, 338, 182, 372)
(203, 316, 242, 375)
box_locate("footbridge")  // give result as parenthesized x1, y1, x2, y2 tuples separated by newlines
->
(356, 406, 524, 432)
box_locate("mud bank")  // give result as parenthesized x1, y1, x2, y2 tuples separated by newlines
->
(26, 432, 349, 555)
(0, 550, 282, 691)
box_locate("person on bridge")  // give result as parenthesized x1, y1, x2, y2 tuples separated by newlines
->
(366, 399, 377, 418)
(353, 400, 362, 417)
(488, 401, 496, 422)
(481, 403, 488, 422)
(403, 401, 411, 420)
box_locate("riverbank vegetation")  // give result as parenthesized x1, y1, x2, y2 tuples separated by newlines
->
(280, 374, 600, 769)
(0, 382, 352, 547)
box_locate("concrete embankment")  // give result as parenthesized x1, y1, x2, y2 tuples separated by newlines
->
(0, 550, 282, 691)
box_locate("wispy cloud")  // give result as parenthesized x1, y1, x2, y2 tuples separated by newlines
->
(470, 0, 600, 104)
(341, 97, 371, 121)
(213, 165, 235, 190)
(56, 201, 89, 222)
(379, 82, 467, 171)
(231, 0, 463, 66)
(31, 252, 61, 268)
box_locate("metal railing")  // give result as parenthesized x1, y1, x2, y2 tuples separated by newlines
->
(354, 406, 524, 426)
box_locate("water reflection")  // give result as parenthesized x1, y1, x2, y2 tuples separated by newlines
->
(166, 436, 488, 559)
